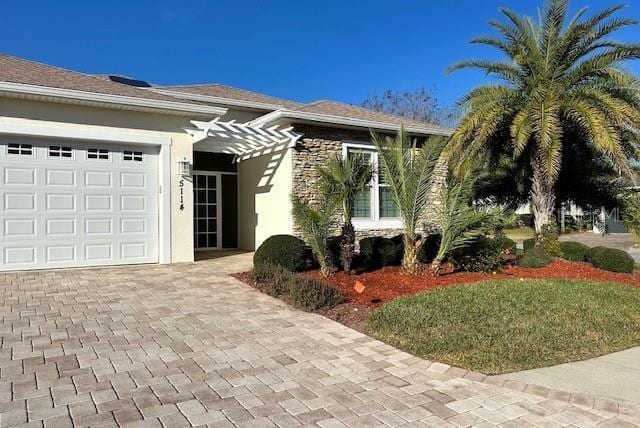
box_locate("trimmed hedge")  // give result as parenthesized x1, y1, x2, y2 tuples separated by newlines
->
(254, 235, 309, 272)
(519, 246, 552, 268)
(587, 246, 635, 273)
(359, 236, 403, 269)
(252, 263, 291, 297)
(560, 241, 590, 262)
(457, 236, 506, 272)
(417, 234, 442, 263)
(523, 238, 535, 253)
(286, 276, 344, 310)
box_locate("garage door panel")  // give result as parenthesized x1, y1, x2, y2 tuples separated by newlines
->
(1, 139, 159, 271)
(5, 168, 36, 185)
(85, 171, 112, 187)
(46, 169, 76, 186)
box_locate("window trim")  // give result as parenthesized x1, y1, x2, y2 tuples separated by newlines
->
(48, 145, 74, 159)
(123, 150, 144, 162)
(86, 148, 110, 161)
(342, 141, 402, 230)
(6, 143, 34, 157)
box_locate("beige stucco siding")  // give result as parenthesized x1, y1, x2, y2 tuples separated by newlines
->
(238, 149, 293, 250)
(0, 98, 202, 263)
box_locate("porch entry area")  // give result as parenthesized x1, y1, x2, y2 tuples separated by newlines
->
(193, 152, 238, 251)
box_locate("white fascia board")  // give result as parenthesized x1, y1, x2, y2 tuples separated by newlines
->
(150, 88, 288, 111)
(251, 109, 453, 136)
(0, 82, 228, 117)
(0, 119, 172, 146)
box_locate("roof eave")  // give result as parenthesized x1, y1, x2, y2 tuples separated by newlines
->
(0, 82, 227, 117)
(251, 109, 453, 137)
(150, 88, 293, 112)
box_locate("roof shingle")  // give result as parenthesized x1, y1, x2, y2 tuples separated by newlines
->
(161, 84, 304, 109)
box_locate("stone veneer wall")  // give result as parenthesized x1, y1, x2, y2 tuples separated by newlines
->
(291, 124, 448, 243)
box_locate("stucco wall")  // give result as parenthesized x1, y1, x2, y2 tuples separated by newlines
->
(238, 149, 293, 250)
(0, 98, 200, 263)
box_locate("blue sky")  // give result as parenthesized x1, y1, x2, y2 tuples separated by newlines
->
(2, 0, 639, 107)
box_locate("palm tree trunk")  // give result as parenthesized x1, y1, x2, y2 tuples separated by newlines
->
(401, 236, 423, 276)
(530, 150, 555, 243)
(339, 221, 355, 273)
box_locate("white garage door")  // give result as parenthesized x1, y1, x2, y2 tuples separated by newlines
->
(0, 138, 159, 271)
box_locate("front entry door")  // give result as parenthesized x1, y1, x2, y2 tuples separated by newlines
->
(194, 172, 219, 250)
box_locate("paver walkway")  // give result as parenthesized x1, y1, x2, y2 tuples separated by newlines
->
(1, 253, 639, 427)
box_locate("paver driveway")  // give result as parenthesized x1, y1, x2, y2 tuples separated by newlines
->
(1, 253, 639, 427)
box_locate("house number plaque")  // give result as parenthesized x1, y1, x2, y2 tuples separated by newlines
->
(179, 179, 185, 211)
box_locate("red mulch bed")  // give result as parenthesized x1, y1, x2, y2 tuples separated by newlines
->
(307, 259, 640, 306)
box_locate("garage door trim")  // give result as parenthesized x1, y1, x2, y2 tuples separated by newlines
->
(0, 119, 172, 267)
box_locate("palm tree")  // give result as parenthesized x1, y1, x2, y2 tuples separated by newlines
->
(291, 193, 339, 277)
(432, 173, 504, 274)
(317, 153, 373, 272)
(372, 127, 447, 275)
(449, 0, 640, 243)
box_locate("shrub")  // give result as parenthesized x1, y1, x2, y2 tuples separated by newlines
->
(326, 236, 343, 270)
(379, 238, 402, 266)
(501, 238, 517, 255)
(457, 236, 505, 272)
(542, 226, 563, 257)
(254, 235, 309, 272)
(519, 246, 552, 268)
(359, 237, 382, 269)
(252, 263, 292, 297)
(587, 246, 635, 273)
(417, 234, 442, 263)
(286, 276, 344, 310)
(560, 241, 590, 262)
(523, 238, 535, 252)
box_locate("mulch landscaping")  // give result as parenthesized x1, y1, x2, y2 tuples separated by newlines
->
(307, 259, 640, 306)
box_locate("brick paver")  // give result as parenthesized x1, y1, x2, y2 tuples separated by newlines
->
(1, 252, 640, 427)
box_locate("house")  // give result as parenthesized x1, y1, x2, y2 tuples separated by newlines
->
(0, 54, 451, 272)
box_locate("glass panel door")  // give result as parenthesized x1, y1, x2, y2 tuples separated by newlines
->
(193, 173, 219, 249)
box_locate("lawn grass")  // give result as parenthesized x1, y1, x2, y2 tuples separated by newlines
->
(367, 279, 640, 374)
(503, 226, 535, 241)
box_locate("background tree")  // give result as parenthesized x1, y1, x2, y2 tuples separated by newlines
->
(362, 87, 455, 127)
(317, 153, 373, 273)
(449, 0, 640, 243)
(372, 127, 447, 275)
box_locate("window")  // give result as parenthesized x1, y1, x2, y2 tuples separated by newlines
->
(49, 146, 72, 158)
(344, 143, 400, 223)
(7, 143, 33, 156)
(123, 150, 143, 162)
(87, 148, 109, 160)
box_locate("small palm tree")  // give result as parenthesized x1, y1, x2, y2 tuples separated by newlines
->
(432, 174, 504, 274)
(317, 153, 373, 272)
(291, 193, 339, 277)
(372, 127, 447, 275)
(449, 0, 640, 244)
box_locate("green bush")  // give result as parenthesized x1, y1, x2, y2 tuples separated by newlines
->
(542, 226, 563, 257)
(587, 246, 635, 273)
(559, 241, 590, 262)
(523, 238, 535, 252)
(379, 238, 402, 266)
(359, 237, 382, 269)
(326, 236, 343, 270)
(286, 276, 344, 310)
(417, 234, 441, 263)
(252, 263, 292, 297)
(519, 246, 553, 268)
(501, 238, 517, 255)
(457, 236, 505, 272)
(254, 235, 309, 272)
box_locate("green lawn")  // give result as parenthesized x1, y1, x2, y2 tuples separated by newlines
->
(367, 279, 640, 374)
(503, 227, 535, 241)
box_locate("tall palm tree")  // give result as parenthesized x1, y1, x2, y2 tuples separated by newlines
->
(449, 0, 640, 242)
(372, 127, 447, 275)
(317, 153, 373, 272)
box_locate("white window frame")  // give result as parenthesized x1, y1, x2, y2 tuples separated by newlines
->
(342, 141, 402, 230)
(123, 150, 144, 162)
(87, 148, 110, 161)
(48, 145, 74, 159)
(6, 143, 34, 157)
